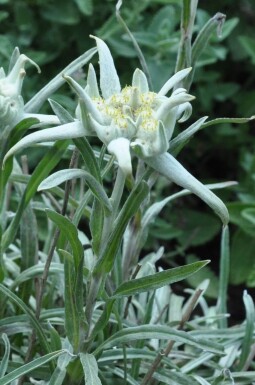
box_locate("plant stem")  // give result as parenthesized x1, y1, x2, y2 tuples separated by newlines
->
(141, 288, 203, 385)
(216, 225, 230, 329)
(85, 167, 126, 340)
(100, 167, 126, 253)
(175, 0, 198, 73)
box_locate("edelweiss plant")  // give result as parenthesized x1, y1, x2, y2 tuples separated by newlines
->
(1, 2, 255, 385)
(4, 36, 229, 225)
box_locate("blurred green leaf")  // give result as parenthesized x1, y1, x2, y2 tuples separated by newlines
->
(74, 0, 93, 16)
(239, 35, 255, 64)
(227, 202, 255, 236)
(229, 230, 255, 285)
(41, 2, 80, 25)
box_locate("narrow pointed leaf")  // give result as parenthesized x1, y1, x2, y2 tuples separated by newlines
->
(48, 351, 73, 385)
(169, 116, 208, 155)
(0, 334, 10, 378)
(191, 13, 226, 66)
(145, 152, 229, 225)
(46, 209, 84, 270)
(93, 181, 149, 274)
(238, 291, 255, 370)
(11, 263, 63, 290)
(90, 198, 104, 255)
(91, 35, 121, 99)
(59, 249, 82, 352)
(132, 68, 149, 93)
(111, 260, 209, 299)
(39, 169, 112, 214)
(48, 99, 74, 124)
(19, 201, 38, 303)
(88, 300, 115, 343)
(73, 137, 102, 183)
(153, 371, 197, 385)
(0, 284, 51, 355)
(94, 325, 224, 356)
(201, 115, 255, 129)
(2, 140, 69, 251)
(0, 350, 67, 385)
(3, 121, 85, 163)
(80, 353, 102, 385)
(217, 225, 230, 328)
(158, 67, 192, 96)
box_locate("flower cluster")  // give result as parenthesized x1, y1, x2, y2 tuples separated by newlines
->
(0, 50, 40, 130)
(68, 36, 194, 175)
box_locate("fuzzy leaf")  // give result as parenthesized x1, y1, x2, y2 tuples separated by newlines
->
(90, 36, 121, 99)
(39, 169, 112, 214)
(46, 209, 84, 270)
(94, 325, 224, 356)
(0, 284, 51, 355)
(145, 152, 229, 225)
(93, 180, 149, 275)
(0, 350, 68, 385)
(3, 121, 85, 163)
(2, 140, 69, 252)
(111, 260, 209, 299)
(80, 353, 102, 385)
(0, 334, 10, 378)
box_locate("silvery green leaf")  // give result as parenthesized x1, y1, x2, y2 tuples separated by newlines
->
(169, 116, 208, 154)
(86, 64, 100, 98)
(48, 99, 74, 124)
(158, 67, 192, 96)
(39, 169, 112, 214)
(0, 334, 10, 378)
(145, 152, 229, 225)
(90, 35, 121, 99)
(23, 112, 60, 127)
(48, 351, 73, 385)
(192, 375, 212, 385)
(94, 324, 224, 356)
(64, 75, 103, 123)
(80, 353, 102, 385)
(108, 137, 132, 175)
(132, 68, 149, 93)
(0, 350, 68, 385)
(3, 121, 85, 164)
(153, 371, 197, 385)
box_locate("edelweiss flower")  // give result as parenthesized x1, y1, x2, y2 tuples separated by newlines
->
(4, 37, 229, 225)
(65, 36, 194, 175)
(0, 51, 40, 130)
(0, 48, 60, 133)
